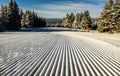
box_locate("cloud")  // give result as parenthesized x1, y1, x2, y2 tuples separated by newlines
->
(88, 0, 107, 3)
(33, 1, 106, 18)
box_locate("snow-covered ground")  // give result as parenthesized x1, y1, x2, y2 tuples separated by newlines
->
(53, 31, 120, 60)
(0, 27, 120, 76)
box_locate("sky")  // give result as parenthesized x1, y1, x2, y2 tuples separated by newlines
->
(0, 0, 109, 18)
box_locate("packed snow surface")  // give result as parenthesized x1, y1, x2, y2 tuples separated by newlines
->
(0, 27, 120, 76)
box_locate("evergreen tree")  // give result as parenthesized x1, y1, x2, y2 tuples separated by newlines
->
(116, 0, 120, 4)
(115, 0, 120, 32)
(61, 13, 70, 27)
(7, 0, 14, 13)
(62, 11, 92, 29)
(92, 18, 99, 30)
(5, 0, 14, 30)
(21, 10, 46, 28)
(20, 9, 23, 16)
(21, 13, 26, 27)
(69, 12, 75, 22)
(69, 12, 75, 28)
(98, 0, 120, 33)
(85, 10, 92, 28)
(0, 5, 7, 29)
(62, 12, 75, 28)
(32, 11, 36, 27)
(66, 13, 69, 18)
(19, 9, 23, 27)
(41, 18, 46, 27)
(0, 0, 46, 30)
(13, 1, 20, 28)
(81, 10, 92, 29)
(25, 10, 32, 28)
(5, 0, 20, 30)
(1, 5, 7, 19)
(98, 0, 114, 32)
(72, 13, 82, 29)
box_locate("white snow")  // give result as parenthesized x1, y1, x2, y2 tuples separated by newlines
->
(0, 27, 120, 75)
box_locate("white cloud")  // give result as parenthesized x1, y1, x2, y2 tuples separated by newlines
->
(33, 1, 106, 18)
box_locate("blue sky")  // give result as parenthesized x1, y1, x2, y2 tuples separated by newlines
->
(0, 0, 108, 18)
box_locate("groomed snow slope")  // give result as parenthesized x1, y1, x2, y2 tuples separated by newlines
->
(0, 28, 120, 76)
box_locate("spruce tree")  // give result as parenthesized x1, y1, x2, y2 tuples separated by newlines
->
(81, 11, 92, 29)
(85, 10, 92, 28)
(116, 0, 120, 4)
(1, 5, 7, 19)
(21, 13, 26, 27)
(72, 13, 82, 29)
(5, 0, 14, 30)
(81, 12, 87, 29)
(70, 12, 75, 22)
(62, 11, 92, 29)
(0, 0, 46, 30)
(61, 13, 70, 27)
(115, 0, 120, 32)
(13, 1, 20, 28)
(25, 10, 35, 28)
(21, 10, 46, 28)
(19, 9, 23, 27)
(5, 0, 20, 30)
(98, 0, 114, 32)
(25, 10, 31, 28)
(62, 12, 75, 28)
(32, 11, 37, 27)
(7, 0, 14, 14)
(0, 5, 7, 29)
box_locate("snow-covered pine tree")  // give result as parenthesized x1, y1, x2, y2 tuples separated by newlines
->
(21, 10, 46, 28)
(1, 5, 7, 19)
(115, 0, 120, 32)
(116, 0, 120, 4)
(69, 12, 75, 28)
(0, 5, 7, 30)
(19, 9, 23, 28)
(72, 13, 82, 29)
(62, 13, 75, 28)
(85, 10, 92, 28)
(5, 0, 14, 30)
(5, 0, 20, 30)
(21, 13, 26, 27)
(61, 13, 70, 27)
(24, 10, 32, 28)
(81, 10, 92, 29)
(97, 0, 114, 32)
(13, 1, 21, 28)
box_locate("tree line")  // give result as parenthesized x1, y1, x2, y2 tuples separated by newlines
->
(56, 0, 120, 33)
(0, 0, 120, 33)
(61, 11, 92, 30)
(0, 0, 46, 31)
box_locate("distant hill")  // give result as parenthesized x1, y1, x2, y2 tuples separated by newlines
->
(46, 18, 62, 23)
